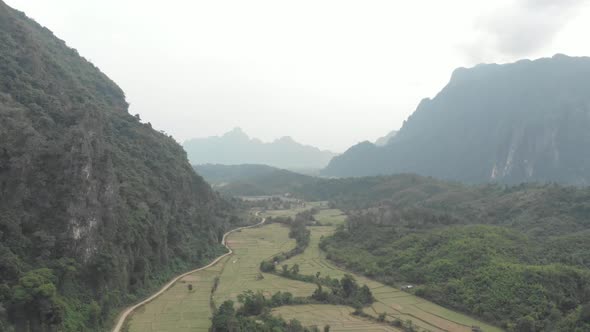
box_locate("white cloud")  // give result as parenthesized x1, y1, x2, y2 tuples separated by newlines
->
(462, 0, 588, 63)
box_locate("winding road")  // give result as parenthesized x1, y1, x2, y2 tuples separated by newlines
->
(111, 213, 265, 332)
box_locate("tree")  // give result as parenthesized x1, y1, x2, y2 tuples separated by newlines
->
(237, 290, 266, 316)
(286, 318, 304, 332)
(11, 268, 62, 327)
(290, 264, 300, 275)
(515, 315, 535, 332)
(187, 284, 193, 291)
(211, 300, 236, 332)
(580, 304, 590, 323)
(260, 260, 275, 272)
(312, 284, 327, 302)
(324, 324, 331, 332)
(340, 274, 358, 298)
(87, 301, 101, 327)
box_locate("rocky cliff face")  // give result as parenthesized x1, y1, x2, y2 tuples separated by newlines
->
(0, 2, 231, 331)
(322, 55, 590, 184)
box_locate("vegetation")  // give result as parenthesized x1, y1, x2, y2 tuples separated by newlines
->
(211, 297, 321, 332)
(313, 175, 590, 330)
(259, 210, 315, 272)
(125, 258, 228, 332)
(309, 275, 373, 307)
(268, 207, 500, 332)
(194, 164, 320, 197)
(272, 305, 400, 332)
(212, 223, 317, 309)
(0, 3, 240, 330)
(212, 279, 373, 332)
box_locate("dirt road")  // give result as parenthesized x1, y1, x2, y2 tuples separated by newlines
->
(111, 214, 265, 332)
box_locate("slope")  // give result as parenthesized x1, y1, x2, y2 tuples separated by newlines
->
(322, 55, 590, 185)
(0, 2, 233, 331)
(194, 164, 320, 196)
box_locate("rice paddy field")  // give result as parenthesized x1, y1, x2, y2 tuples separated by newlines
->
(125, 203, 502, 332)
(126, 256, 229, 332)
(126, 221, 317, 332)
(272, 305, 400, 332)
(212, 223, 317, 304)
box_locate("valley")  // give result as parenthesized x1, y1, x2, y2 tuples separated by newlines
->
(3, 2, 590, 331)
(123, 204, 500, 332)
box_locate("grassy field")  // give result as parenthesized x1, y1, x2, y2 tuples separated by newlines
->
(126, 204, 502, 332)
(126, 222, 315, 332)
(126, 256, 229, 332)
(272, 305, 400, 332)
(213, 223, 317, 304)
(279, 208, 504, 332)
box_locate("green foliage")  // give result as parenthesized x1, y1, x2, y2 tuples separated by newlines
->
(306, 174, 590, 330)
(310, 275, 374, 307)
(211, 300, 237, 332)
(262, 211, 313, 269)
(0, 3, 240, 330)
(194, 164, 321, 197)
(211, 293, 321, 332)
(322, 224, 590, 330)
(259, 260, 276, 273)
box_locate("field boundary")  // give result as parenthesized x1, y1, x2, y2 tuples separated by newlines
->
(111, 214, 265, 332)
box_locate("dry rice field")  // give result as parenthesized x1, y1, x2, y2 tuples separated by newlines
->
(126, 204, 502, 332)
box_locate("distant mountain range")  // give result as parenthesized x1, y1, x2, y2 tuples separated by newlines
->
(374, 130, 398, 146)
(322, 54, 590, 185)
(184, 128, 337, 170)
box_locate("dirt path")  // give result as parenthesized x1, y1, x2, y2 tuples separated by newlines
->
(111, 213, 265, 332)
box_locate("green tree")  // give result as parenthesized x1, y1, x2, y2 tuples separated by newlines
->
(211, 300, 236, 332)
(11, 268, 62, 326)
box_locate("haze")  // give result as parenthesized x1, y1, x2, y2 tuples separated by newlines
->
(7, 0, 590, 152)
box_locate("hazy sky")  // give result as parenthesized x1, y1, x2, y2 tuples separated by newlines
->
(6, 0, 590, 152)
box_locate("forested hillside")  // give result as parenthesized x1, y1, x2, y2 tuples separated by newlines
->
(0, 2, 235, 331)
(322, 55, 590, 185)
(194, 164, 319, 196)
(310, 175, 590, 331)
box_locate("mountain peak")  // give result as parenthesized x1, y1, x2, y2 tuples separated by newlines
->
(323, 54, 590, 184)
(375, 130, 398, 146)
(222, 127, 249, 140)
(184, 130, 337, 169)
(275, 136, 296, 144)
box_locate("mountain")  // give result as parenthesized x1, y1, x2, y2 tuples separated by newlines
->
(322, 55, 590, 184)
(374, 130, 397, 146)
(0, 3, 234, 331)
(194, 164, 319, 196)
(183, 128, 337, 170)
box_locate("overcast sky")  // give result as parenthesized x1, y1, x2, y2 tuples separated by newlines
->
(6, 0, 590, 152)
